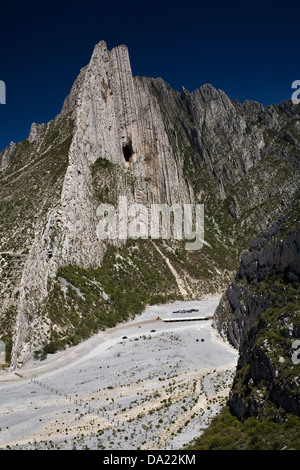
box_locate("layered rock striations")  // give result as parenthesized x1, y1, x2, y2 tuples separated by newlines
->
(1, 40, 300, 366)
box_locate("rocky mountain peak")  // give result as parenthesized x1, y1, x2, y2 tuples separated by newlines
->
(0, 40, 300, 368)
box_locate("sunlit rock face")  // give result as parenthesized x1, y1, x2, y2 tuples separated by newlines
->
(1, 40, 300, 366)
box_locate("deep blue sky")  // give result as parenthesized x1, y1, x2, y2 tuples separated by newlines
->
(0, 0, 299, 151)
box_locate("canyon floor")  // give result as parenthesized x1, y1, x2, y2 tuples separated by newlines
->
(0, 298, 238, 450)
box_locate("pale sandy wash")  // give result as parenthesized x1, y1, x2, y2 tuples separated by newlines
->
(0, 299, 238, 450)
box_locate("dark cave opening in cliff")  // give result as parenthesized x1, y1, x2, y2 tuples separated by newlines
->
(122, 140, 134, 163)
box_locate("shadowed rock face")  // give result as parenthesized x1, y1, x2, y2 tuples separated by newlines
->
(1, 40, 300, 365)
(213, 203, 300, 420)
(213, 212, 300, 350)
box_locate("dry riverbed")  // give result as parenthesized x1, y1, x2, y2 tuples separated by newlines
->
(0, 299, 238, 450)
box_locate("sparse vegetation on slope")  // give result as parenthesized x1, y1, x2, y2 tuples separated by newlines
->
(36, 240, 183, 359)
(186, 406, 300, 450)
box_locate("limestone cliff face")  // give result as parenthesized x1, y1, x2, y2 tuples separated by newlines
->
(3, 41, 194, 365)
(1, 40, 300, 366)
(59, 42, 191, 205)
(57, 41, 193, 263)
(180, 85, 265, 189)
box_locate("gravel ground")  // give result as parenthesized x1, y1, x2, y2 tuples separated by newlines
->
(0, 299, 238, 450)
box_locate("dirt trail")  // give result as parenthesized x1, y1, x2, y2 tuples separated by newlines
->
(0, 317, 161, 382)
(0, 299, 238, 450)
(151, 242, 189, 298)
